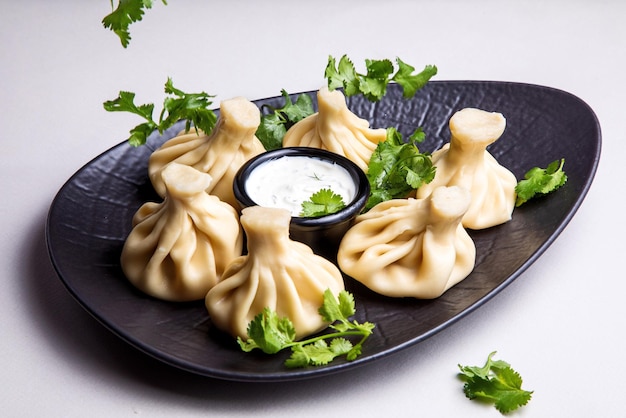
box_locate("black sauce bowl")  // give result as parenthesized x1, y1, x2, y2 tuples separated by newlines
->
(233, 147, 370, 261)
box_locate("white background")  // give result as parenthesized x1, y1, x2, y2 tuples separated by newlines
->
(1, 1, 623, 416)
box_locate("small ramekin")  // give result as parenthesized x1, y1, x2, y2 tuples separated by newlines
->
(233, 147, 370, 261)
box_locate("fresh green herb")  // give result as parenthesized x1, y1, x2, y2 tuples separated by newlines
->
(458, 351, 533, 414)
(365, 127, 436, 210)
(515, 158, 567, 206)
(300, 188, 346, 217)
(238, 289, 375, 368)
(256, 89, 315, 150)
(325, 55, 437, 102)
(102, 0, 167, 48)
(103, 78, 217, 146)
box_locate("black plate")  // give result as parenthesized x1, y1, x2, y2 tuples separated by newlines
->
(46, 81, 601, 382)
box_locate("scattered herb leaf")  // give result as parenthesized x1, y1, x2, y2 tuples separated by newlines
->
(325, 55, 437, 102)
(458, 351, 533, 414)
(237, 289, 375, 368)
(103, 77, 217, 146)
(239, 308, 296, 355)
(392, 58, 438, 98)
(102, 0, 167, 48)
(515, 158, 567, 206)
(300, 188, 346, 218)
(365, 127, 436, 210)
(256, 89, 315, 150)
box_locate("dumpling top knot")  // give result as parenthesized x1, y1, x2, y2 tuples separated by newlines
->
(148, 96, 265, 207)
(430, 185, 472, 223)
(449, 107, 506, 147)
(161, 162, 213, 198)
(416, 107, 517, 230)
(282, 86, 387, 171)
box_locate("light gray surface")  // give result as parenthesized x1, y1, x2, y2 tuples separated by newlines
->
(1, 1, 622, 416)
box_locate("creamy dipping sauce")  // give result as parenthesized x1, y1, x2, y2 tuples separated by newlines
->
(245, 155, 357, 217)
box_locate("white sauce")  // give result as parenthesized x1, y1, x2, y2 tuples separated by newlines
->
(245, 155, 357, 217)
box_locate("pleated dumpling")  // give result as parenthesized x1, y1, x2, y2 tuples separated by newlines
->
(416, 108, 517, 229)
(205, 206, 346, 340)
(121, 163, 244, 302)
(337, 186, 475, 299)
(282, 86, 387, 171)
(148, 96, 266, 208)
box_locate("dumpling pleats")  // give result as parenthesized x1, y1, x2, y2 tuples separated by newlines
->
(121, 163, 243, 302)
(205, 206, 345, 340)
(337, 186, 475, 299)
(416, 107, 517, 229)
(282, 86, 387, 171)
(148, 96, 266, 208)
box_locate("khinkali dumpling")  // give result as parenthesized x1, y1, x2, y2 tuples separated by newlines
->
(282, 86, 387, 171)
(148, 96, 266, 208)
(416, 108, 517, 229)
(337, 186, 475, 299)
(205, 206, 345, 339)
(121, 163, 244, 302)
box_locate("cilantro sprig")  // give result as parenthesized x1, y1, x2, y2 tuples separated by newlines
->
(256, 90, 315, 150)
(238, 289, 375, 368)
(325, 55, 437, 102)
(515, 158, 567, 206)
(365, 127, 436, 210)
(458, 351, 533, 414)
(102, 0, 167, 48)
(300, 188, 346, 218)
(103, 78, 217, 146)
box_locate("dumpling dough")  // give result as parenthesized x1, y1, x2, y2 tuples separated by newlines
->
(337, 186, 475, 299)
(416, 108, 517, 229)
(148, 96, 266, 208)
(121, 163, 244, 302)
(282, 86, 387, 171)
(205, 206, 345, 340)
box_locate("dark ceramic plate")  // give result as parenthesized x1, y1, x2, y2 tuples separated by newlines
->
(46, 81, 601, 382)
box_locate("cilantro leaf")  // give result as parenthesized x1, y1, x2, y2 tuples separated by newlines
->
(458, 351, 533, 414)
(256, 90, 315, 150)
(325, 55, 437, 101)
(325, 55, 360, 96)
(286, 339, 354, 368)
(300, 188, 346, 217)
(319, 288, 355, 324)
(365, 127, 436, 210)
(161, 78, 217, 136)
(360, 58, 395, 101)
(238, 289, 375, 368)
(237, 308, 296, 354)
(102, 0, 167, 48)
(103, 90, 158, 146)
(282, 92, 315, 122)
(102, 90, 156, 123)
(128, 122, 158, 147)
(392, 59, 438, 98)
(284, 345, 310, 368)
(254, 112, 285, 150)
(288, 340, 341, 367)
(103, 77, 217, 146)
(515, 158, 567, 206)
